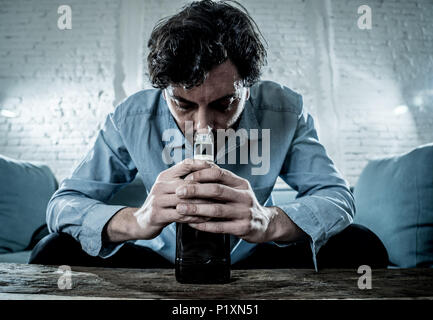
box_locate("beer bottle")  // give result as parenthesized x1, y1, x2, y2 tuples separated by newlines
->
(175, 130, 231, 284)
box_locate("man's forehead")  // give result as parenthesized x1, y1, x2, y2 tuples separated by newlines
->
(169, 80, 241, 100)
(167, 60, 243, 102)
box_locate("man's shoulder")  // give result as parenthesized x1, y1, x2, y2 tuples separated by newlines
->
(112, 88, 166, 124)
(249, 80, 303, 116)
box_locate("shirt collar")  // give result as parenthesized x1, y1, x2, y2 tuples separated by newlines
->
(235, 99, 262, 136)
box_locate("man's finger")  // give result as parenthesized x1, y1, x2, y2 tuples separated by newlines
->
(158, 194, 216, 208)
(176, 202, 244, 219)
(159, 158, 212, 180)
(188, 220, 249, 236)
(176, 183, 244, 202)
(152, 179, 195, 195)
(177, 215, 212, 224)
(183, 167, 248, 189)
(160, 208, 211, 224)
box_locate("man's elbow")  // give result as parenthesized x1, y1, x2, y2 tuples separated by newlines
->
(345, 186, 356, 221)
(46, 195, 60, 233)
(322, 185, 356, 223)
(45, 190, 73, 234)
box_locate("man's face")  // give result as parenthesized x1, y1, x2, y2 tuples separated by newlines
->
(163, 59, 250, 139)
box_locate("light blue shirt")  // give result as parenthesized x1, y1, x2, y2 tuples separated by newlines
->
(46, 80, 355, 270)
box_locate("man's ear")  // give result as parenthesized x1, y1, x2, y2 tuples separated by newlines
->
(245, 87, 250, 100)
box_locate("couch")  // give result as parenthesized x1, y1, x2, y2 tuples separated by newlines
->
(0, 154, 150, 263)
(353, 143, 433, 268)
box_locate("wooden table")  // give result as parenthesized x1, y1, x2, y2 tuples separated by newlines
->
(0, 263, 432, 300)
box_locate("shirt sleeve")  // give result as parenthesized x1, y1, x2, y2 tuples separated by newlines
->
(46, 111, 138, 258)
(276, 101, 355, 271)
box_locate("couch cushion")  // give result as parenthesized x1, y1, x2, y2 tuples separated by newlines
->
(0, 155, 58, 253)
(0, 250, 32, 263)
(353, 143, 433, 267)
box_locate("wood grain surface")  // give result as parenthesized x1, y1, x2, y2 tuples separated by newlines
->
(0, 263, 432, 300)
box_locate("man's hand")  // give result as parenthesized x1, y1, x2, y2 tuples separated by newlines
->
(176, 166, 307, 243)
(105, 158, 213, 242)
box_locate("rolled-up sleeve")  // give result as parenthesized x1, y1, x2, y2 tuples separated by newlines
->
(277, 103, 355, 270)
(46, 111, 138, 257)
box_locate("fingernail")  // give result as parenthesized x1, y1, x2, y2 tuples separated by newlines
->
(185, 174, 194, 181)
(177, 204, 187, 213)
(176, 187, 187, 196)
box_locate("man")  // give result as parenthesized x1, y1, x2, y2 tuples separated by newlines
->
(30, 0, 387, 270)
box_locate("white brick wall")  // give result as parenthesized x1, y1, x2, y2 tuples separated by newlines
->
(0, 0, 432, 186)
(331, 0, 433, 183)
(0, 0, 120, 179)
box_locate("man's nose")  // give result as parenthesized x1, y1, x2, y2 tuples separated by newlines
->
(194, 106, 213, 131)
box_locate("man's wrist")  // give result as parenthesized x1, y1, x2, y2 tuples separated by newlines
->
(105, 207, 140, 243)
(265, 206, 308, 243)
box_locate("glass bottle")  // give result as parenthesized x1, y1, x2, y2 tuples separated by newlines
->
(175, 130, 231, 284)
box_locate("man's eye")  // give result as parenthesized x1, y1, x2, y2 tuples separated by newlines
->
(176, 103, 193, 110)
(213, 103, 230, 111)
(212, 97, 240, 111)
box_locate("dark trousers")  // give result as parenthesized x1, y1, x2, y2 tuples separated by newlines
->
(29, 224, 389, 269)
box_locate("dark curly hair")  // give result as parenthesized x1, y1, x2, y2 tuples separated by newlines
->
(147, 0, 267, 89)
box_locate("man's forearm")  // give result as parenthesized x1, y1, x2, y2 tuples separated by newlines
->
(104, 207, 141, 242)
(266, 206, 308, 243)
